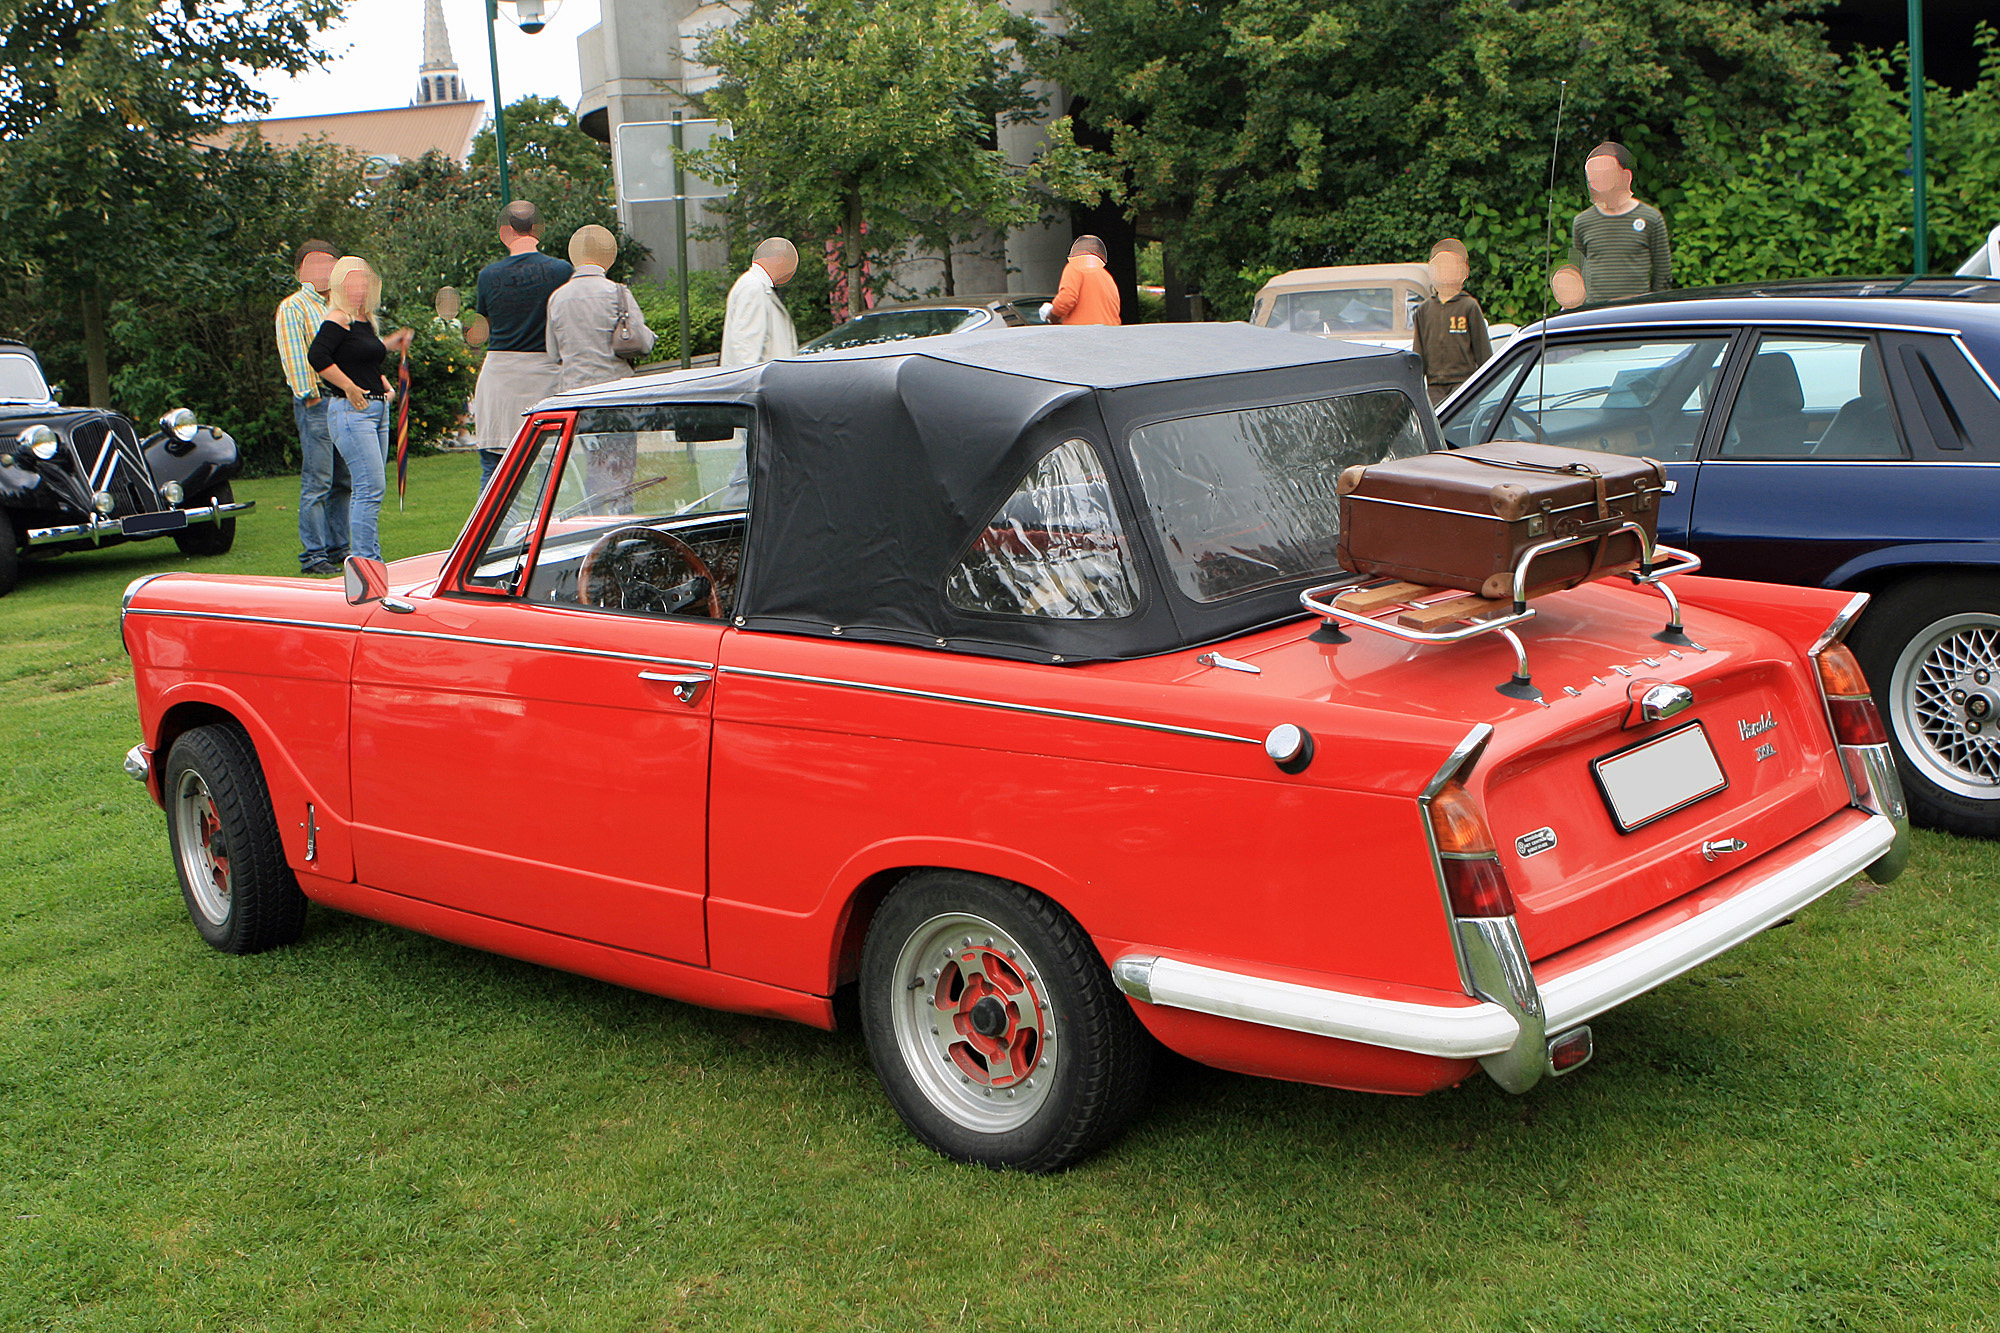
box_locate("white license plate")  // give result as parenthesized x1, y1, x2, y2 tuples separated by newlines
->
(1592, 723, 1728, 832)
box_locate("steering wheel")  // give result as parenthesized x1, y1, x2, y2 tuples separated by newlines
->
(1472, 398, 1542, 444)
(575, 526, 723, 619)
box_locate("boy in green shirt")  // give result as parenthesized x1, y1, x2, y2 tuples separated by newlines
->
(1562, 141, 1672, 304)
(1410, 238, 1493, 407)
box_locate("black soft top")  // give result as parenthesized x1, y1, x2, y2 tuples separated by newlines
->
(552, 323, 1430, 663)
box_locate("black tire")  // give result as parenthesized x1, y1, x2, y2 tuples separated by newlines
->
(172, 480, 236, 556)
(162, 723, 306, 953)
(859, 871, 1153, 1172)
(1847, 572, 2000, 839)
(0, 508, 17, 597)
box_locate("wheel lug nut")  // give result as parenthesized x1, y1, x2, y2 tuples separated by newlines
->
(1970, 720, 1984, 734)
(1953, 690, 1967, 704)
(1978, 669, 1992, 685)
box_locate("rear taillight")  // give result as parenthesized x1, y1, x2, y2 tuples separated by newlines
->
(1816, 644, 1887, 746)
(1428, 782, 1517, 917)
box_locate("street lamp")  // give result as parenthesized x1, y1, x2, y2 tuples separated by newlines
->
(484, 0, 565, 203)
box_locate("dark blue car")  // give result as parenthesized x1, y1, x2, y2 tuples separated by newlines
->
(1438, 279, 2000, 839)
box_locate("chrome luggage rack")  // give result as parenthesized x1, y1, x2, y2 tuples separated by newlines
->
(1299, 522, 1704, 702)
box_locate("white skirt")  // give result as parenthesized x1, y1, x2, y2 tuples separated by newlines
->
(472, 350, 561, 455)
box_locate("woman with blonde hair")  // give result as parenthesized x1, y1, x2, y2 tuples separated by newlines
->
(307, 257, 409, 562)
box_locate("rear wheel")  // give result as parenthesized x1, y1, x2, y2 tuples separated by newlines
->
(172, 481, 236, 556)
(163, 723, 306, 953)
(859, 871, 1153, 1173)
(0, 508, 17, 597)
(1849, 574, 2000, 839)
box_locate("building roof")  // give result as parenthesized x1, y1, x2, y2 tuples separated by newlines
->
(203, 101, 486, 168)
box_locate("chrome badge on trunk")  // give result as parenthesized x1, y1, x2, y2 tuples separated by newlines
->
(1515, 826, 1559, 858)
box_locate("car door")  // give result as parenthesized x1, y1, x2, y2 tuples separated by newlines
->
(1436, 329, 1739, 547)
(1685, 329, 1915, 586)
(347, 406, 752, 966)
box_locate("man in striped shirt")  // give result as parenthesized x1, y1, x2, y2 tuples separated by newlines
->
(275, 239, 348, 575)
(1563, 141, 1672, 304)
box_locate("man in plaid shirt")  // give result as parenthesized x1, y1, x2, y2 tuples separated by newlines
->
(276, 239, 347, 575)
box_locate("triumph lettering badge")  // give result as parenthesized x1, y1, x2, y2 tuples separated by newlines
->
(1737, 711, 1776, 741)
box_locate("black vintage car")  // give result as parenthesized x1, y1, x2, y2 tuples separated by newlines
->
(0, 340, 252, 596)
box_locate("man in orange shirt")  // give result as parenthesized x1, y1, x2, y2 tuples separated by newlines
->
(1046, 235, 1121, 326)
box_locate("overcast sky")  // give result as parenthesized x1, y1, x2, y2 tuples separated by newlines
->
(249, 0, 599, 120)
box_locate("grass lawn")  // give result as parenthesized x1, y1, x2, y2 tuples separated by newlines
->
(3, 454, 1997, 1330)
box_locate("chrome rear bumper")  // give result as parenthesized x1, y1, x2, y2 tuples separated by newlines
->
(1113, 809, 1900, 1094)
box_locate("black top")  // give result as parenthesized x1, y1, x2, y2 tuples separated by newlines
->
(552, 323, 1437, 664)
(475, 251, 572, 352)
(308, 317, 388, 393)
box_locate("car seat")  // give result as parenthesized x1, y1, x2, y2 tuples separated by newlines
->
(1812, 350, 1900, 457)
(1722, 353, 1811, 456)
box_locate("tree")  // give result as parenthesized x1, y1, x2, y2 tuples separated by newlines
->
(693, 0, 1117, 319)
(1025, 0, 1839, 320)
(0, 0, 344, 405)
(468, 94, 616, 199)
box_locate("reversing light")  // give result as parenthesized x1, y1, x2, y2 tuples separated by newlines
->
(1428, 781, 1517, 918)
(1816, 644, 1887, 746)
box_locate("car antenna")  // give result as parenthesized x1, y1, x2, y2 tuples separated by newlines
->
(1531, 78, 1568, 445)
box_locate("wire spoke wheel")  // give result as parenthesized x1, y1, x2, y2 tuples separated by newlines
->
(1891, 613, 2000, 799)
(889, 912, 1057, 1134)
(172, 768, 233, 926)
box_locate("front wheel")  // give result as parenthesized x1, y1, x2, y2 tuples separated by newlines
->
(1849, 574, 2000, 839)
(172, 481, 236, 556)
(163, 723, 306, 953)
(859, 871, 1153, 1172)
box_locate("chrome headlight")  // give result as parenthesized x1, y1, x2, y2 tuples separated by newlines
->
(18, 424, 58, 460)
(93, 490, 116, 515)
(160, 407, 199, 443)
(160, 480, 184, 504)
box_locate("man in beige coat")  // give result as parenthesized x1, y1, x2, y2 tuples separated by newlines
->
(720, 237, 799, 366)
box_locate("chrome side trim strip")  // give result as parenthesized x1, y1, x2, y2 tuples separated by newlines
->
(1110, 955, 1521, 1060)
(124, 607, 362, 633)
(1809, 592, 1873, 655)
(1537, 813, 1897, 1032)
(718, 664, 1263, 744)
(359, 625, 714, 671)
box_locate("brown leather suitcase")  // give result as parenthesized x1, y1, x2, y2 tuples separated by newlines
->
(1335, 442, 1668, 601)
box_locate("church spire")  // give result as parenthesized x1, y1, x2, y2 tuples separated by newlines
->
(416, 0, 467, 104)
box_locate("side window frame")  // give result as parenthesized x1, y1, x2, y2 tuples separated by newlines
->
(1703, 328, 1911, 462)
(442, 412, 577, 598)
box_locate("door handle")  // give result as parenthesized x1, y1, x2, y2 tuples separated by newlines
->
(638, 670, 711, 705)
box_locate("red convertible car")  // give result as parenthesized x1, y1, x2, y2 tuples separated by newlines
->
(122, 325, 1908, 1171)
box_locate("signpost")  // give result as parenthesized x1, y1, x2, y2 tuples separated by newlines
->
(615, 117, 732, 369)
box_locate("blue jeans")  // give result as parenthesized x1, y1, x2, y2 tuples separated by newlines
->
(479, 449, 504, 489)
(295, 397, 349, 570)
(326, 397, 387, 562)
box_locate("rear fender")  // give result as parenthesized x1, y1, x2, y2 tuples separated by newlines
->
(1822, 543, 2000, 594)
(1671, 575, 1865, 658)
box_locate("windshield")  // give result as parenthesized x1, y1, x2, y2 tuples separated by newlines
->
(0, 353, 51, 402)
(1260, 288, 1398, 335)
(1128, 390, 1427, 602)
(798, 307, 990, 353)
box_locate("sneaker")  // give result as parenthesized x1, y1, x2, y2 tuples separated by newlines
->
(302, 560, 341, 576)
